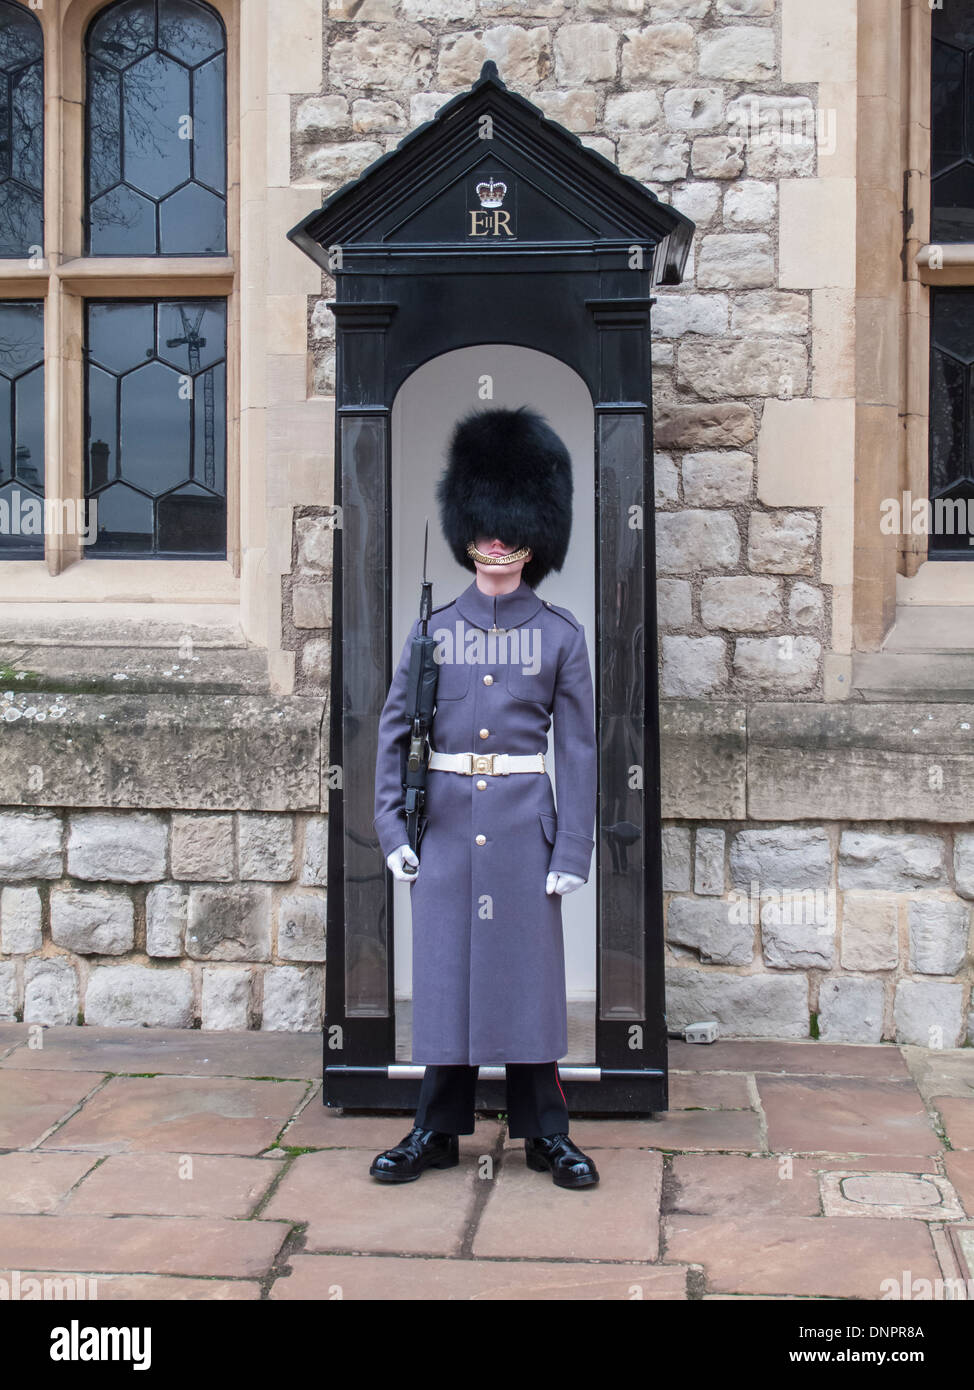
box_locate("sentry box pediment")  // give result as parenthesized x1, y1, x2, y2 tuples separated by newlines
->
(286, 61, 694, 285)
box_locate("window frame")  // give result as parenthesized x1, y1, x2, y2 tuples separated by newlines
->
(0, 0, 239, 584)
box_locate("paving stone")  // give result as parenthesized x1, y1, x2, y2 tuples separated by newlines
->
(472, 1149, 661, 1260)
(0, 1024, 321, 1077)
(668, 1071, 752, 1109)
(757, 1075, 941, 1155)
(667, 1039, 911, 1078)
(0, 1070, 105, 1148)
(0, 1152, 101, 1213)
(0, 1213, 290, 1278)
(571, 1108, 763, 1153)
(943, 1152, 974, 1217)
(900, 1046, 974, 1102)
(665, 1154, 822, 1217)
(931, 1097, 974, 1149)
(26, 1273, 263, 1299)
(61, 1152, 285, 1217)
(281, 1102, 501, 1151)
(263, 1148, 479, 1256)
(39, 1075, 307, 1156)
(273, 1253, 688, 1300)
(662, 1213, 940, 1298)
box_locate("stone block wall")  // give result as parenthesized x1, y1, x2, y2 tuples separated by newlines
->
(663, 821, 974, 1047)
(0, 810, 328, 1031)
(291, 0, 856, 705)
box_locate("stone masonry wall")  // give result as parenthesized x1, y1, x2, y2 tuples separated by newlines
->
(0, 810, 327, 1031)
(288, 0, 853, 703)
(1, 803, 971, 1043)
(664, 822, 974, 1048)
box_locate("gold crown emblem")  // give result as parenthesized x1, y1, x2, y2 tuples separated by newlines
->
(476, 178, 507, 208)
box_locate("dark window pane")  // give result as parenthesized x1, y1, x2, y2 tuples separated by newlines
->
(85, 298, 226, 557)
(0, 299, 43, 557)
(159, 181, 225, 253)
(85, 0, 227, 256)
(88, 62, 122, 198)
(157, 482, 223, 552)
(929, 288, 974, 557)
(931, 162, 974, 243)
(932, 12, 974, 244)
(90, 480, 154, 552)
(0, 0, 43, 258)
(193, 55, 225, 194)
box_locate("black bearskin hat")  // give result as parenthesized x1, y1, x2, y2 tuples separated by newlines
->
(435, 405, 573, 589)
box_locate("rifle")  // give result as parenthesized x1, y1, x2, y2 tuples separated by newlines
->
(401, 520, 439, 874)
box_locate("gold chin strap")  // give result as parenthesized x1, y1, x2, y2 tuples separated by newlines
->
(466, 542, 531, 566)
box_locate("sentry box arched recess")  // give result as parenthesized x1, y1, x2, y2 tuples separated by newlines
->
(286, 61, 694, 1116)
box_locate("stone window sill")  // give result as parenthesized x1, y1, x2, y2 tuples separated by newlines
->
(0, 601, 266, 697)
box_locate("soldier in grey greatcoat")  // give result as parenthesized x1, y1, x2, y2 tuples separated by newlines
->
(370, 406, 600, 1190)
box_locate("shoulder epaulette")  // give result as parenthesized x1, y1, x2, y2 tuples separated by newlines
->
(540, 598, 581, 631)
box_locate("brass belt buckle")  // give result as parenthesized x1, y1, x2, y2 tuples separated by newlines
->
(473, 753, 494, 775)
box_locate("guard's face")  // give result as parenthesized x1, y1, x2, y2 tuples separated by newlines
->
(473, 535, 532, 579)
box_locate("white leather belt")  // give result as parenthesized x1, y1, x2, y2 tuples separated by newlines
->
(428, 751, 546, 775)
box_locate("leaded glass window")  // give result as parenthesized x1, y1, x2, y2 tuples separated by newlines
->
(0, 1, 43, 258)
(932, 5, 974, 243)
(85, 0, 227, 255)
(0, 299, 43, 557)
(929, 287, 974, 558)
(84, 298, 226, 556)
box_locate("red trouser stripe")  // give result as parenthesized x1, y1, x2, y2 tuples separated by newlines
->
(554, 1061, 567, 1106)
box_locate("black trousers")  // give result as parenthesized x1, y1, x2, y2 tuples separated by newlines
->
(414, 1061, 570, 1139)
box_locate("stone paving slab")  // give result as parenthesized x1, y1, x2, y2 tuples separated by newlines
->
(0, 1025, 321, 1078)
(900, 1047, 974, 1103)
(263, 1148, 481, 1256)
(273, 1253, 689, 1300)
(662, 1213, 942, 1298)
(0, 1214, 292, 1278)
(668, 1040, 912, 1079)
(280, 1099, 501, 1151)
(523, 1108, 764, 1152)
(0, 1271, 261, 1299)
(931, 1097, 974, 1149)
(757, 1075, 941, 1155)
(668, 1071, 753, 1108)
(473, 1150, 662, 1262)
(665, 1154, 823, 1217)
(944, 1152, 974, 1216)
(0, 1070, 107, 1148)
(60, 1152, 286, 1217)
(0, 1152, 102, 1213)
(38, 1075, 309, 1155)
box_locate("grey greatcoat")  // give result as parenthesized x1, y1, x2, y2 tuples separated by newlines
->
(373, 576, 597, 1065)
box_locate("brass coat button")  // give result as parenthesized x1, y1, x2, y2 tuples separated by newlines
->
(479, 728, 489, 740)
(483, 674, 493, 685)
(475, 834, 486, 845)
(476, 779, 487, 789)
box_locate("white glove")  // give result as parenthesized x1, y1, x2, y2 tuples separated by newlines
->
(546, 871, 584, 896)
(387, 844, 419, 882)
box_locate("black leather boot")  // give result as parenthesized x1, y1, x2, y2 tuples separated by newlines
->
(524, 1133, 600, 1189)
(369, 1126, 460, 1183)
